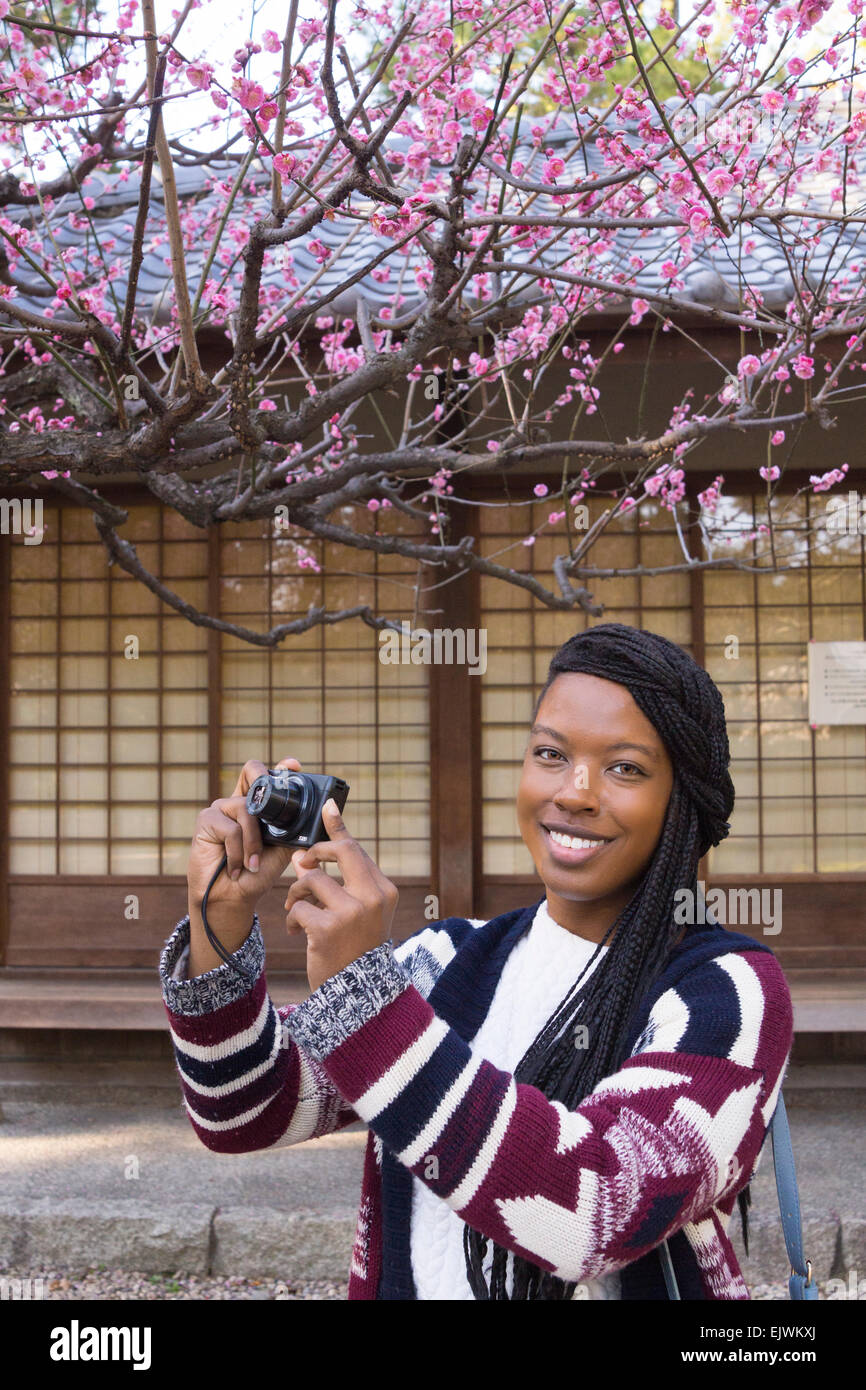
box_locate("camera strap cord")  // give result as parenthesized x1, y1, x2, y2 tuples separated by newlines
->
(198, 853, 255, 987)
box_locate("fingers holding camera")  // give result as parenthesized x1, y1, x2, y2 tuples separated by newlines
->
(284, 860, 399, 993)
(293, 800, 393, 900)
(231, 755, 302, 800)
(195, 754, 304, 888)
(185, 796, 263, 978)
(188, 797, 257, 907)
(284, 867, 348, 930)
(211, 797, 265, 881)
(188, 792, 293, 910)
(186, 756, 304, 981)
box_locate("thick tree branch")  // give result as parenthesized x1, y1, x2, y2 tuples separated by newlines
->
(121, 47, 167, 356)
(141, 0, 211, 397)
(99, 514, 408, 643)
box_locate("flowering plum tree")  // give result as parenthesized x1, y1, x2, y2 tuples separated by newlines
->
(0, 0, 864, 644)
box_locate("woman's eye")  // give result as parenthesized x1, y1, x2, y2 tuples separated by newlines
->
(532, 750, 644, 775)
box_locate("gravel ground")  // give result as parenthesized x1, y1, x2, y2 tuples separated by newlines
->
(0, 1267, 815, 1300)
(0, 1268, 347, 1300)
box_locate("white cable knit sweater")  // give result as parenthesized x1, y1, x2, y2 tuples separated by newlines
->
(409, 897, 621, 1300)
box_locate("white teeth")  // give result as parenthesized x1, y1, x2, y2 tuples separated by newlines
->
(548, 829, 607, 850)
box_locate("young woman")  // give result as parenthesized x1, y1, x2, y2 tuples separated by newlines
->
(159, 622, 793, 1300)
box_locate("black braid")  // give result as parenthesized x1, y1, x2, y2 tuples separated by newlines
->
(462, 622, 742, 1300)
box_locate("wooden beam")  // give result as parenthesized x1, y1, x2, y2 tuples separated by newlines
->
(425, 503, 481, 920)
(207, 523, 222, 803)
(4, 877, 432, 970)
(0, 534, 9, 966)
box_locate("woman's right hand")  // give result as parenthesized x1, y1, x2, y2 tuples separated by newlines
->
(187, 756, 303, 918)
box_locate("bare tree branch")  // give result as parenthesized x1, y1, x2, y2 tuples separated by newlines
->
(140, 0, 211, 397)
(120, 47, 168, 357)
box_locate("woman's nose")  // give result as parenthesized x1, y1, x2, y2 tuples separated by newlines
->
(554, 762, 599, 803)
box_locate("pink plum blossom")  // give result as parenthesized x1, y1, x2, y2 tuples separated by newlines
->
(792, 354, 815, 379)
(231, 77, 264, 111)
(697, 475, 724, 515)
(795, 0, 832, 35)
(297, 18, 325, 42)
(186, 61, 214, 90)
(273, 153, 297, 180)
(705, 168, 734, 197)
(809, 463, 849, 492)
(669, 171, 693, 198)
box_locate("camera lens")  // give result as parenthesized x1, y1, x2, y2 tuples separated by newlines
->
(246, 771, 312, 839)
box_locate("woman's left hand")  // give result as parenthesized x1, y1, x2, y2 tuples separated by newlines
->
(284, 799, 400, 993)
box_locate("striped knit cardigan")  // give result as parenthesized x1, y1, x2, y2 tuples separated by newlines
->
(159, 897, 794, 1300)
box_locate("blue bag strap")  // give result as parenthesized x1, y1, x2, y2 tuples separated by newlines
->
(657, 1089, 817, 1301)
(770, 1091, 818, 1300)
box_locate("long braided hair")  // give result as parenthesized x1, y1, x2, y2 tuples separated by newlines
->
(462, 622, 744, 1300)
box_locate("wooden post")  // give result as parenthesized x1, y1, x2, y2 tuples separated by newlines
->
(207, 524, 222, 804)
(424, 504, 481, 920)
(0, 534, 9, 965)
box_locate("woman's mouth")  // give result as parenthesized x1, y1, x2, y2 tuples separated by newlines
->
(542, 825, 613, 865)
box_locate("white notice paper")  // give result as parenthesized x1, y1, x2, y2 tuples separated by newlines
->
(808, 641, 866, 726)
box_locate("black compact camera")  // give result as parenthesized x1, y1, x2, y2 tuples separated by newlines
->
(245, 769, 350, 848)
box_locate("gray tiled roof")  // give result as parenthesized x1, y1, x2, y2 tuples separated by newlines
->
(3, 95, 860, 329)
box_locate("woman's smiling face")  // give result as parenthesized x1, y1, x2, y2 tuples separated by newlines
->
(516, 671, 674, 942)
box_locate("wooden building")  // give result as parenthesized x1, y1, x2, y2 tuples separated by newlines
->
(0, 152, 864, 1058)
(1, 387, 864, 1054)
